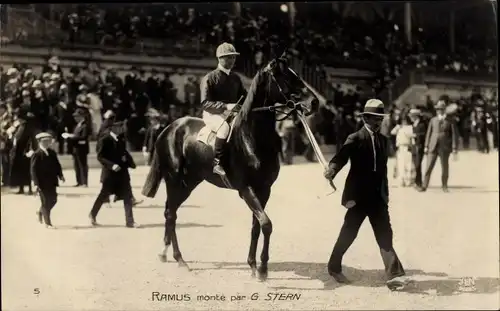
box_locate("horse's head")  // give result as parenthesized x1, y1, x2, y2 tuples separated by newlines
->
(263, 54, 319, 116)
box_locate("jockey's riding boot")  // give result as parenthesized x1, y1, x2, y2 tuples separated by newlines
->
(213, 137, 227, 176)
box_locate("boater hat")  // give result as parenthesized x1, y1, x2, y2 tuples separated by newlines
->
(216, 42, 240, 58)
(35, 132, 53, 140)
(362, 99, 387, 116)
(409, 108, 422, 115)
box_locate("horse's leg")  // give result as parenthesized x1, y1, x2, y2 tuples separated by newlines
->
(247, 216, 260, 277)
(240, 186, 272, 281)
(159, 179, 200, 271)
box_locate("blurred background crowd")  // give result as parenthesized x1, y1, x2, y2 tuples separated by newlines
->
(0, 2, 498, 189)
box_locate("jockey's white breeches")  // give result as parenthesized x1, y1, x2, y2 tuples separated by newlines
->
(202, 111, 230, 139)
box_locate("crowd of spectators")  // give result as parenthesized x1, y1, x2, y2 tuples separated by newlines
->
(1, 3, 497, 162)
(30, 3, 495, 95)
(0, 57, 202, 155)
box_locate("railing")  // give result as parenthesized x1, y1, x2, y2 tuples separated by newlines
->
(378, 69, 426, 105)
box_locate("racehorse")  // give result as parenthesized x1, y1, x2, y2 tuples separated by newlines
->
(141, 55, 319, 281)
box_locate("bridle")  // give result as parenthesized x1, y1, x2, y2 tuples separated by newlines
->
(250, 63, 304, 121)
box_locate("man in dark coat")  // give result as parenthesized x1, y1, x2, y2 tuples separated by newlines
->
(62, 108, 89, 187)
(0, 103, 13, 186)
(30, 132, 65, 228)
(418, 101, 459, 192)
(323, 99, 408, 291)
(142, 108, 166, 165)
(409, 108, 427, 188)
(89, 121, 140, 228)
(9, 108, 36, 194)
(97, 110, 116, 140)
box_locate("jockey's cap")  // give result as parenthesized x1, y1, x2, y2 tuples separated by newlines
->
(216, 42, 240, 58)
(32, 80, 42, 88)
(362, 99, 387, 116)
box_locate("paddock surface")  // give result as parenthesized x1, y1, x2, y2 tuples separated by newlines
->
(2, 151, 499, 310)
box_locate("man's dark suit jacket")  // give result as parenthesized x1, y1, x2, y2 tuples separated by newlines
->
(30, 148, 63, 189)
(412, 119, 427, 152)
(70, 120, 90, 154)
(424, 116, 458, 154)
(96, 133, 136, 198)
(328, 126, 389, 207)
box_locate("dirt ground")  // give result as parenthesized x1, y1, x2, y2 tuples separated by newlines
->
(2, 151, 499, 310)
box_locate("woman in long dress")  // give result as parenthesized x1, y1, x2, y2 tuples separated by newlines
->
(391, 115, 415, 187)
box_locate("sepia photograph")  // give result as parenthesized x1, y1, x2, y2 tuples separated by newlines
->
(0, 1, 498, 310)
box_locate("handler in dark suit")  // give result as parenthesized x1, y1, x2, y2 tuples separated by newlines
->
(62, 108, 89, 187)
(142, 108, 166, 165)
(89, 121, 140, 228)
(409, 108, 427, 188)
(30, 132, 65, 228)
(418, 101, 458, 192)
(324, 99, 408, 291)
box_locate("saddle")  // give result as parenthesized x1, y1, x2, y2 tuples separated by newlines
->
(196, 115, 238, 149)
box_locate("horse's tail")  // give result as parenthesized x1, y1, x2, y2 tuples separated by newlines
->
(141, 147, 162, 198)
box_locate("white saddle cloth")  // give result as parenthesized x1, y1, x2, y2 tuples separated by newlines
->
(196, 116, 237, 148)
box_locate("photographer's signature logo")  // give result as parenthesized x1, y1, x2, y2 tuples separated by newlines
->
(457, 277, 476, 292)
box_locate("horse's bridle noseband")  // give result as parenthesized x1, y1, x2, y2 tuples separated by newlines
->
(251, 65, 304, 121)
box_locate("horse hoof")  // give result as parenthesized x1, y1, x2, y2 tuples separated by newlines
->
(158, 254, 167, 262)
(257, 271, 268, 282)
(250, 268, 257, 278)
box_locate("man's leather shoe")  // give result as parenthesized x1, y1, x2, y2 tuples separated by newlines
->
(126, 222, 141, 228)
(89, 215, 98, 226)
(442, 186, 449, 192)
(387, 276, 410, 291)
(328, 270, 351, 284)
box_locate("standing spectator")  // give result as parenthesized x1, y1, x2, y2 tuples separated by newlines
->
(418, 101, 459, 193)
(9, 108, 36, 195)
(54, 84, 75, 154)
(62, 108, 90, 187)
(391, 115, 414, 187)
(0, 103, 13, 186)
(409, 108, 427, 189)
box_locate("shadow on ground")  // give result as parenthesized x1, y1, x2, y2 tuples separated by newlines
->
(55, 222, 222, 230)
(192, 261, 500, 296)
(134, 204, 202, 209)
(427, 185, 499, 193)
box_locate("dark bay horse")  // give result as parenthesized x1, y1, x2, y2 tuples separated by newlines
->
(141, 56, 319, 281)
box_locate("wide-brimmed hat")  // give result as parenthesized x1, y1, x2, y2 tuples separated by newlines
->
(362, 99, 387, 116)
(35, 132, 53, 140)
(435, 100, 446, 110)
(409, 108, 422, 115)
(216, 42, 240, 58)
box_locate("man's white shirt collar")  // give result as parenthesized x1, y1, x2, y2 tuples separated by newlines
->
(110, 132, 118, 141)
(40, 147, 49, 155)
(218, 64, 231, 75)
(364, 124, 374, 136)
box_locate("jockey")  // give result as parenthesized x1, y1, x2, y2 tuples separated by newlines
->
(200, 42, 247, 176)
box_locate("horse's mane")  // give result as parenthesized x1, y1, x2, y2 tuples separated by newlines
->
(231, 69, 267, 169)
